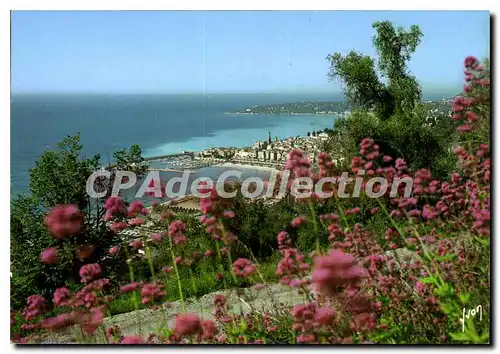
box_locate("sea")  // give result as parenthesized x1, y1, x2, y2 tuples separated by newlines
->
(11, 93, 342, 198)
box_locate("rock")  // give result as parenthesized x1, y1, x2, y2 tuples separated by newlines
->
(38, 282, 305, 344)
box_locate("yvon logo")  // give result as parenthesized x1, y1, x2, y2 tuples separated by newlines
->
(459, 305, 483, 332)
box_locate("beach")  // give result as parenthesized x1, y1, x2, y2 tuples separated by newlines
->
(214, 161, 283, 173)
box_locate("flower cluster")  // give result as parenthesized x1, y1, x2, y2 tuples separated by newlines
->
(45, 204, 83, 239)
(311, 250, 367, 296)
(141, 282, 166, 305)
(169, 220, 187, 246)
(232, 258, 257, 278)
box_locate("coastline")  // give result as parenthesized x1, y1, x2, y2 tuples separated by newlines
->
(224, 112, 339, 116)
(213, 162, 282, 172)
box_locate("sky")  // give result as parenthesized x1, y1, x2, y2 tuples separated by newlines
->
(11, 10, 490, 94)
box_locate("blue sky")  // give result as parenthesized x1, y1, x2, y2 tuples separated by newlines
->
(11, 11, 490, 94)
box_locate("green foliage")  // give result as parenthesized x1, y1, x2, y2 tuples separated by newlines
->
(11, 135, 127, 309)
(327, 21, 423, 120)
(113, 144, 148, 176)
(29, 133, 100, 210)
(325, 21, 460, 180)
(228, 196, 295, 258)
(327, 51, 386, 113)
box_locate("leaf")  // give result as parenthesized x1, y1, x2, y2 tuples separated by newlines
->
(473, 236, 490, 247)
(419, 276, 439, 285)
(436, 254, 457, 262)
(449, 331, 471, 341)
(423, 250, 435, 262)
(439, 302, 454, 314)
(479, 332, 490, 343)
(459, 292, 471, 305)
(435, 282, 454, 298)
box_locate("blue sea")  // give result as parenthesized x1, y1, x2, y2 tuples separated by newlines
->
(11, 93, 341, 196)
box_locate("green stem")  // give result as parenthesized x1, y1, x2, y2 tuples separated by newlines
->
(189, 268, 198, 296)
(122, 241, 140, 311)
(169, 236, 186, 312)
(308, 201, 320, 254)
(214, 240, 228, 289)
(145, 244, 156, 280)
(220, 221, 238, 284)
(227, 248, 238, 285)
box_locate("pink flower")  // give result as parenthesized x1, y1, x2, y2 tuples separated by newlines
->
(120, 282, 142, 294)
(277, 231, 292, 250)
(457, 124, 473, 133)
(151, 233, 165, 243)
(128, 217, 145, 226)
(213, 294, 226, 306)
(464, 56, 478, 68)
(53, 287, 71, 307)
(141, 283, 166, 304)
(121, 336, 145, 344)
(82, 306, 105, 335)
(106, 325, 121, 343)
(290, 216, 307, 227)
(389, 210, 402, 219)
(169, 220, 186, 236)
(352, 312, 376, 331)
(201, 320, 218, 339)
(315, 306, 335, 325)
(452, 103, 464, 113)
(128, 201, 145, 217)
(79, 264, 101, 284)
(41, 311, 85, 331)
(466, 111, 479, 122)
(297, 333, 316, 343)
(45, 204, 83, 239)
(285, 149, 312, 178)
(415, 281, 425, 294)
(169, 220, 187, 246)
(204, 250, 214, 257)
(40, 247, 58, 264)
(174, 313, 202, 336)
(22, 295, 46, 320)
(422, 205, 439, 220)
(311, 250, 367, 295)
(129, 239, 143, 249)
(74, 287, 97, 308)
(162, 266, 172, 273)
(479, 78, 490, 87)
(345, 207, 361, 216)
(110, 221, 128, 233)
(232, 258, 257, 278)
(276, 248, 309, 281)
(104, 196, 126, 216)
(223, 210, 235, 219)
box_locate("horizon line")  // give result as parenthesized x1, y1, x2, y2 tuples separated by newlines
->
(11, 87, 460, 96)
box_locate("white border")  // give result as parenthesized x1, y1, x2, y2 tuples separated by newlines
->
(2, 2, 497, 353)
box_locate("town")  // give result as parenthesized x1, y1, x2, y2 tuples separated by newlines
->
(196, 131, 331, 167)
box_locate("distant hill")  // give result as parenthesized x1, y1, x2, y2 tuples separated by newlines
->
(233, 101, 351, 115)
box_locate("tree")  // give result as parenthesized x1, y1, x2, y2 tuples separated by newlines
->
(113, 144, 148, 176)
(29, 133, 100, 211)
(11, 134, 126, 309)
(327, 21, 423, 120)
